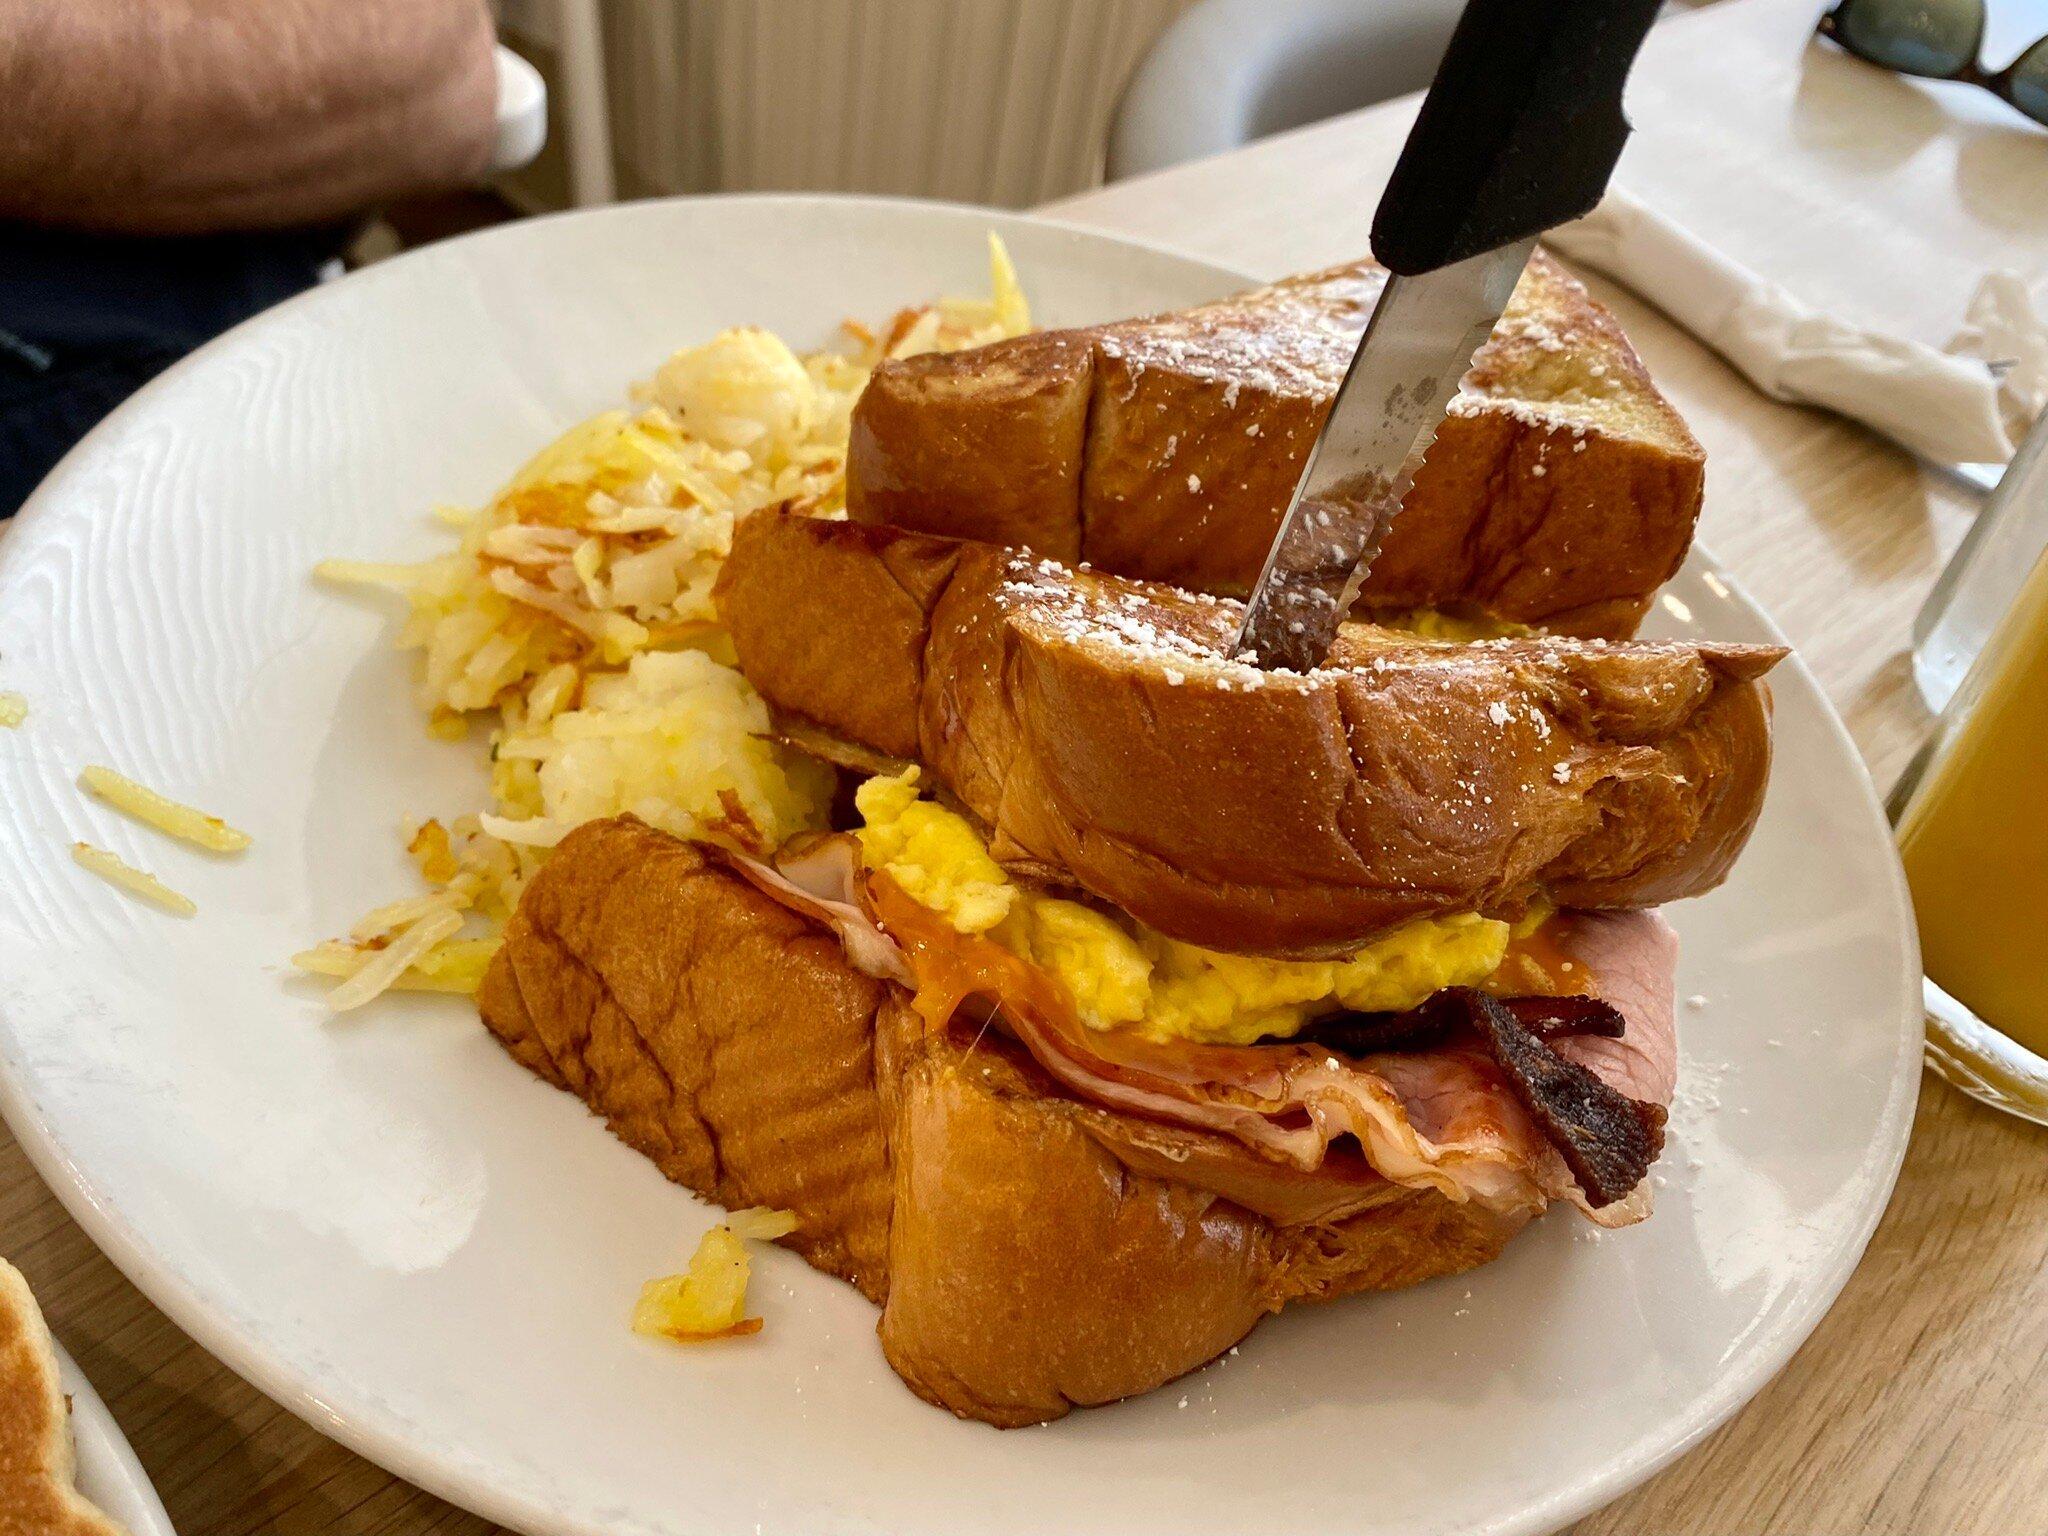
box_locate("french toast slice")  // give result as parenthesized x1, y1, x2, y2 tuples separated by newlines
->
(476, 814, 896, 1299)
(848, 251, 1704, 639)
(478, 817, 1529, 1426)
(714, 512, 1782, 956)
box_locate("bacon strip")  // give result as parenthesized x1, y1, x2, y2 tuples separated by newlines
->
(1458, 990, 1661, 1208)
(1298, 987, 1655, 1209)
(1300, 991, 1626, 1057)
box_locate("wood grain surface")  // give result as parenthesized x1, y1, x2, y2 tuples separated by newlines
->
(5, 1, 2044, 1530)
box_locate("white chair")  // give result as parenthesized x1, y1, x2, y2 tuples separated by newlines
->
(1107, 0, 1465, 181)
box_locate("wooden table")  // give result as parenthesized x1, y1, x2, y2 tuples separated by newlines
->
(7, 0, 2046, 1529)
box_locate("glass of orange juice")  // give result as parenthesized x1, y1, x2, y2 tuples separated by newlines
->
(1893, 529, 2048, 1123)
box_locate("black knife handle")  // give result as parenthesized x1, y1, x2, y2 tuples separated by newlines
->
(1371, 0, 1663, 275)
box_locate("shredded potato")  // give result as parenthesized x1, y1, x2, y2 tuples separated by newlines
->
(349, 890, 468, 943)
(71, 843, 197, 917)
(632, 1208, 798, 1342)
(317, 909, 464, 1012)
(482, 648, 833, 853)
(78, 765, 251, 853)
(0, 692, 25, 728)
(312, 559, 425, 590)
(725, 1207, 800, 1242)
(290, 936, 498, 996)
(299, 238, 1032, 1008)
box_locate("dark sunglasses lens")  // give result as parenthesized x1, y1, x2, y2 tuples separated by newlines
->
(2010, 35, 2048, 124)
(1833, 0, 1983, 77)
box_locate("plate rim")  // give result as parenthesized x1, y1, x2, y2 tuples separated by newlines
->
(0, 191, 1924, 1536)
(55, 1340, 178, 1536)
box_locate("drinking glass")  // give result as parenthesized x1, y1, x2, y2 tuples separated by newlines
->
(1913, 414, 2048, 712)
(1892, 511, 2048, 1122)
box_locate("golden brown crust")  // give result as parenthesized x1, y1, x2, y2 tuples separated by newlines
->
(848, 251, 1704, 639)
(478, 817, 895, 1298)
(848, 332, 1093, 562)
(873, 1003, 1528, 1424)
(716, 512, 1783, 954)
(479, 820, 1530, 1426)
(872, 999, 1268, 1426)
(0, 1259, 129, 1536)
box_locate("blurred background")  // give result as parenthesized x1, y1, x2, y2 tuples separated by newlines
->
(495, 0, 1189, 210)
(0, 0, 1739, 514)
(438, 0, 1719, 233)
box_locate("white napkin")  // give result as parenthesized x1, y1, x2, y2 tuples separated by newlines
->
(1549, 187, 2045, 468)
(1948, 272, 2048, 453)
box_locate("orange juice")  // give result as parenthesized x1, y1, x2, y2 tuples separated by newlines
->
(1898, 546, 2048, 1059)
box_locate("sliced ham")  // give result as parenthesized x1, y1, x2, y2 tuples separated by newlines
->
(719, 836, 1680, 1228)
(712, 836, 912, 986)
(866, 877, 1680, 1226)
(1542, 908, 1680, 1106)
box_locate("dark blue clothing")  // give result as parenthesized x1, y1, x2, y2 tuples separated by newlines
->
(1, 225, 341, 516)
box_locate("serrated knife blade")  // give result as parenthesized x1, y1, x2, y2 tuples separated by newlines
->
(1229, 242, 1533, 672)
(1227, 0, 1665, 670)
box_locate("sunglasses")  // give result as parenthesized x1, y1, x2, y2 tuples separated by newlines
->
(1817, 0, 2048, 125)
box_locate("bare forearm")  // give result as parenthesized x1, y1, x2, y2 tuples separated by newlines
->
(0, 0, 497, 234)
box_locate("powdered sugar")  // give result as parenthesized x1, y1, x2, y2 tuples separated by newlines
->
(993, 551, 1667, 725)
(1445, 392, 1590, 435)
(1494, 310, 1571, 354)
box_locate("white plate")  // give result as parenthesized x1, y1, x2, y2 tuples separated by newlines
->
(56, 1341, 176, 1536)
(0, 196, 1921, 1536)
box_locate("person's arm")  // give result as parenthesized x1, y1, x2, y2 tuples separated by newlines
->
(0, 0, 498, 234)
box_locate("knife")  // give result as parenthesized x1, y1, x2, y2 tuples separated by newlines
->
(1231, 0, 1667, 671)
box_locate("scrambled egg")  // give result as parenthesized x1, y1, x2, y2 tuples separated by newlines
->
(1374, 608, 1532, 642)
(854, 770, 1016, 934)
(854, 770, 1509, 1046)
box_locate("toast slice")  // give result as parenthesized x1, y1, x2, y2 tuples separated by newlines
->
(715, 511, 1782, 956)
(478, 818, 1530, 1426)
(475, 815, 896, 1299)
(0, 1259, 129, 1536)
(847, 251, 1704, 638)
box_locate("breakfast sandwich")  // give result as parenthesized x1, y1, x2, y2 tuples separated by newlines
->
(478, 491, 1777, 1423)
(0, 1258, 129, 1536)
(298, 246, 1786, 1426)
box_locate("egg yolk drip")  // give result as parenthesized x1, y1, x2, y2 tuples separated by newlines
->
(853, 769, 1514, 1047)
